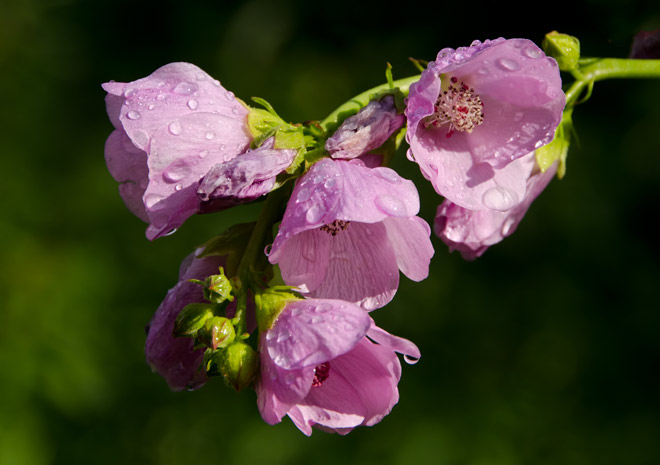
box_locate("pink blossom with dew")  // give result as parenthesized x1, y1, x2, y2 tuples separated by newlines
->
(103, 62, 252, 239)
(256, 298, 420, 435)
(326, 96, 405, 159)
(268, 158, 434, 311)
(405, 38, 565, 211)
(435, 154, 558, 260)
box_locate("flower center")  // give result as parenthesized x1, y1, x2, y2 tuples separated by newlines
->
(423, 76, 484, 138)
(319, 220, 350, 236)
(311, 362, 330, 387)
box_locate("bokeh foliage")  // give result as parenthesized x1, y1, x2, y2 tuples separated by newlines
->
(1, 0, 659, 464)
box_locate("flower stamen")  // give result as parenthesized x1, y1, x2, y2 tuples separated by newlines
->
(312, 362, 330, 387)
(423, 76, 484, 138)
(319, 220, 350, 236)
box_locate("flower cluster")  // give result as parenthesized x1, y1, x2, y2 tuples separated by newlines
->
(104, 37, 565, 435)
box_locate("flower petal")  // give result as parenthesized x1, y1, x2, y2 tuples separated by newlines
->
(382, 216, 434, 282)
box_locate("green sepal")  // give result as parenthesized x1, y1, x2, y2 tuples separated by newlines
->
(255, 286, 302, 332)
(197, 222, 255, 277)
(197, 316, 236, 350)
(542, 31, 580, 72)
(247, 107, 286, 148)
(173, 303, 219, 338)
(536, 108, 574, 179)
(214, 342, 259, 391)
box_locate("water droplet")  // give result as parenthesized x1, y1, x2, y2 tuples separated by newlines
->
(219, 144, 226, 151)
(477, 67, 489, 75)
(204, 131, 215, 140)
(173, 81, 196, 95)
(501, 217, 516, 236)
(198, 150, 208, 159)
(213, 79, 221, 87)
(482, 186, 519, 211)
(144, 194, 163, 209)
(224, 91, 235, 101)
(232, 106, 240, 115)
(305, 205, 324, 223)
(311, 315, 322, 324)
(277, 332, 291, 343)
(264, 244, 272, 256)
(375, 169, 401, 184)
(187, 99, 199, 110)
(375, 195, 407, 217)
(312, 175, 323, 185)
(196, 73, 207, 81)
(162, 160, 190, 183)
(266, 331, 276, 341)
(147, 104, 155, 110)
(523, 46, 543, 59)
(175, 184, 182, 191)
(156, 93, 166, 101)
(513, 112, 524, 122)
(296, 187, 311, 202)
(495, 57, 521, 71)
(534, 140, 546, 149)
(124, 88, 136, 98)
(168, 121, 182, 135)
(324, 178, 336, 189)
(126, 110, 141, 120)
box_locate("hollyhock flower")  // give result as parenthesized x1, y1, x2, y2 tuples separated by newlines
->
(256, 298, 420, 435)
(268, 158, 434, 311)
(103, 62, 252, 239)
(435, 153, 557, 260)
(326, 96, 405, 159)
(145, 249, 226, 391)
(197, 137, 297, 212)
(405, 38, 565, 211)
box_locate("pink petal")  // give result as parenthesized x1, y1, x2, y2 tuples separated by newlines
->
(382, 216, 434, 282)
(265, 299, 371, 370)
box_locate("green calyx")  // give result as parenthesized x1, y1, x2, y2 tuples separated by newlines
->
(173, 303, 218, 338)
(189, 267, 234, 304)
(536, 109, 574, 179)
(543, 31, 580, 72)
(255, 286, 302, 332)
(207, 342, 259, 391)
(197, 316, 236, 350)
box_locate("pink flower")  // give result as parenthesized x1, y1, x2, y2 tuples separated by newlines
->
(435, 154, 557, 260)
(268, 158, 434, 311)
(325, 96, 405, 159)
(256, 298, 419, 435)
(145, 249, 225, 391)
(405, 38, 565, 211)
(103, 62, 252, 239)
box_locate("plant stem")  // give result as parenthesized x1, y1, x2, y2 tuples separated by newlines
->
(320, 75, 420, 131)
(565, 58, 660, 106)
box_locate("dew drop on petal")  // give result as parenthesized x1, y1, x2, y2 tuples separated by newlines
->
(296, 187, 311, 202)
(501, 217, 516, 236)
(264, 244, 272, 256)
(375, 195, 407, 217)
(495, 57, 521, 71)
(482, 186, 519, 211)
(168, 121, 183, 136)
(204, 131, 215, 140)
(232, 106, 240, 115)
(224, 91, 235, 101)
(187, 99, 199, 110)
(126, 110, 141, 120)
(196, 73, 206, 81)
(375, 169, 401, 184)
(156, 93, 166, 101)
(523, 46, 543, 59)
(175, 184, 182, 191)
(147, 104, 155, 110)
(534, 140, 546, 149)
(144, 194, 163, 209)
(323, 178, 336, 189)
(305, 205, 324, 223)
(198, 150, 208, 159)
(173, 81, 196, 95)
(162, 160, 190, 183)
(213, 79, 221, 87)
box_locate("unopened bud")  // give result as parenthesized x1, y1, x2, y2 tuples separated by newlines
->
(216, 342, 258, 391)
(193, 267, 233, 304)
(197, 316, 235, 350)
(173, 303, 216, 337)
(543, 31, 580, 71)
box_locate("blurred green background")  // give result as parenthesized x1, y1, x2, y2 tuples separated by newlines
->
(2, 0, 660, 464)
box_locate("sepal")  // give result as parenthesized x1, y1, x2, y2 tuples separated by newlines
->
(255, 287, 303, 332)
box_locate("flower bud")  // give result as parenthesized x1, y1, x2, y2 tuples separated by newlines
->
(215, 342, 259, 391)
(542, 31, 580, 71)
(190, 267, 233, 304)
(173, 303, 217, 337)
(197, 316, 236, 350)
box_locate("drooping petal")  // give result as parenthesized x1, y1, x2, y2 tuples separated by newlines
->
(382, 216, 434, 282)
(264, 299, 371, 370)
(274, 228, 332, 294)
(326, 96, 405, 159)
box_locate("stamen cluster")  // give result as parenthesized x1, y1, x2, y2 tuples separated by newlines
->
(423, 76, 484, 137)
(319, 219, 350, 236)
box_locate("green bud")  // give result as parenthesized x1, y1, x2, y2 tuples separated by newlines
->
(173, 303, 217, 337)
(216, 342, 259, 391)
(192, 267, 233, 304)
(197, 316, 235, 350)
(255, 286, 302, 332)
(542, 31, 580, 71)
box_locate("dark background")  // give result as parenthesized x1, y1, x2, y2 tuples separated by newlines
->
(1, 0, 660, 464)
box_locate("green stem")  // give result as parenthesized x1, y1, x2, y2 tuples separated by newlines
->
(320, 75, 420, 131)
(565, 58, 660, 106)
(233, 187, 288, 336)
